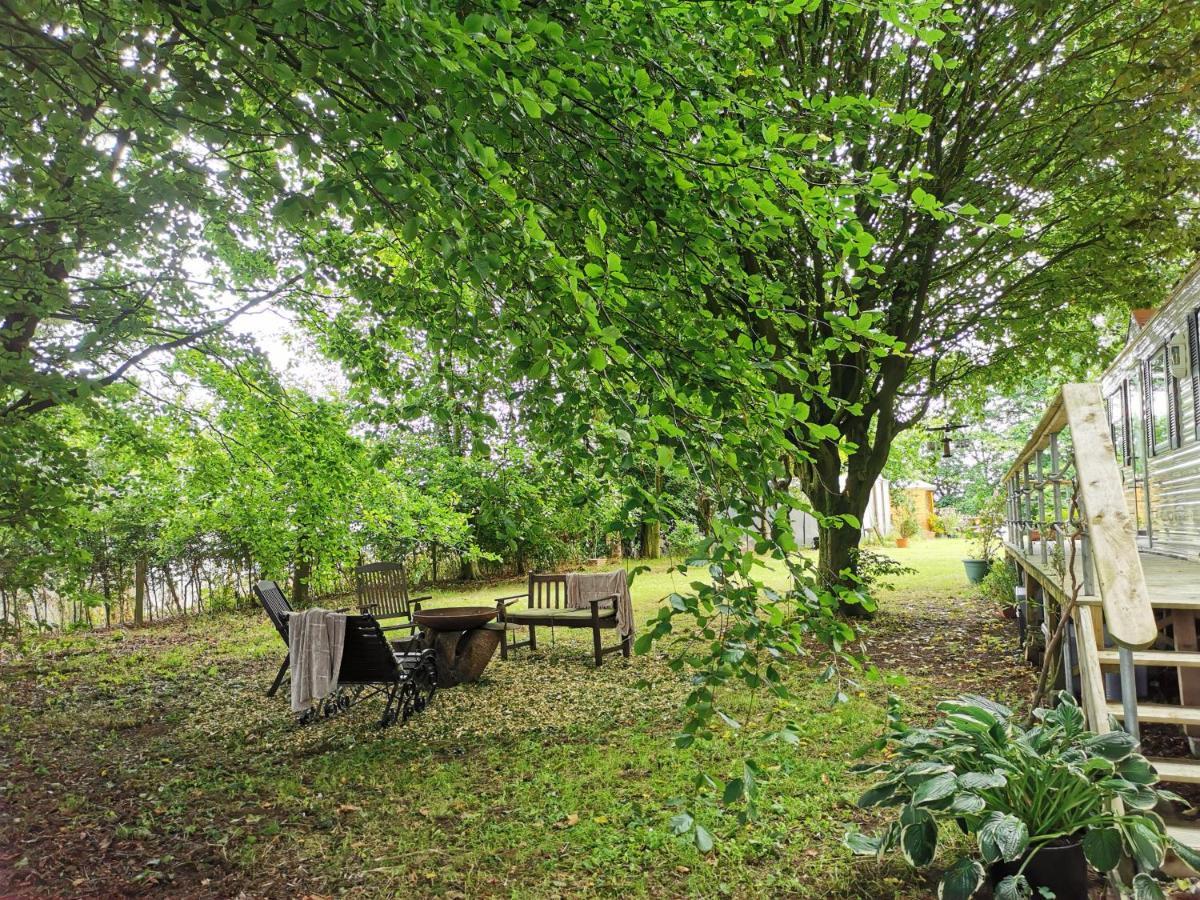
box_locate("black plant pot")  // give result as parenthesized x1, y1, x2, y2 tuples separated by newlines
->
(990, 838, 1088, 900)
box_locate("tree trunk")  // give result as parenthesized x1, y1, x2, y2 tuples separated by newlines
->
(133, 556, 147, 628)
(640, 519, 661, 559)
(292, 556, 312, 607)
(800, 430, 890, 614)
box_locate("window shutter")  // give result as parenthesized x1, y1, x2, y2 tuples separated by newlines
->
(1190, 310, 1200, 440)
(1121, 381, 1132, 465)
(1142, 358, 1154, 456)
(1169, 356, 1180, 449)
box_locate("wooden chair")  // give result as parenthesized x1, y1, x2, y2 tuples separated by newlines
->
(495, 573, 631, 667)
(254, 577, 420, 698)
(354, 562, 429, 650)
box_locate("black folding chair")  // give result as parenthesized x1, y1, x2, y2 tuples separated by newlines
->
(335, 615, 438, 728)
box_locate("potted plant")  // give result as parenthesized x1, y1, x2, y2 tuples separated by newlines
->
(929, 513, 946, 539)
(894, 493, 919, 548)
(846, 692, 1200, 900)
(962, 493, 1003, 584)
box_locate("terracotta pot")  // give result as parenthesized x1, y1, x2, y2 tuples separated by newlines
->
(895, 537, 909, 548)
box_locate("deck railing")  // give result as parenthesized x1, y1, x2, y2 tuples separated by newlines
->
(1003, 384, 1157, 737)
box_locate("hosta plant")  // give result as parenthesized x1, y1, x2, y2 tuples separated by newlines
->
(845, 692, 1200, 899)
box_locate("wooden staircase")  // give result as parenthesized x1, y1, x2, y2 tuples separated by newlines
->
(1005, 384, 1200, 855)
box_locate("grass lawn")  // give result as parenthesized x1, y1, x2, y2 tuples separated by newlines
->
(0, 538, 1032, 898)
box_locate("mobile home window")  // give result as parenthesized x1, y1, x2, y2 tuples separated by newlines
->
(1149, 345, 1178, 454)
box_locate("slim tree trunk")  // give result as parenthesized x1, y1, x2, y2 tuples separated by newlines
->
(133, 556, 147, 628)
(292, 556, 312, 607)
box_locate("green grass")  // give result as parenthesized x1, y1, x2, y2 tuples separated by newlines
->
(0, 538, 1031, 898)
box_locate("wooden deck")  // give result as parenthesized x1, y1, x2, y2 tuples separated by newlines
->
(1005, 540, 1200, 610)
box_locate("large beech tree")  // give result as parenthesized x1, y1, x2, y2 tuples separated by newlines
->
(772, 1, 1200, 585)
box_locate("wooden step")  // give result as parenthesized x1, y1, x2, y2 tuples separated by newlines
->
(1106, 702, 1200, 727)
(1079, 595, 1200, 611)
(1150, 758, 1200, 784)
(1169, 821, 1200, 842)
(1097, 650, 1200, 668)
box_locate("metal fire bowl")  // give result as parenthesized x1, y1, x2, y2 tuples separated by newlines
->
(413, 605, 497, 632)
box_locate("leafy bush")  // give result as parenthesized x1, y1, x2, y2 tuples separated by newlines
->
(850, 548, 915, 594)
(937, 507, 965, 537)
(966, 491, 1005, 562)
(845, 692, 1198, 899)
(893, 492, 920, 539)
(665, 520, 704, 559)
(978, 561, 1017, 610)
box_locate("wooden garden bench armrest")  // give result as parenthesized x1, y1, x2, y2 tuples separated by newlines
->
(586, 594, 619, 606)
(495, 594, 526, 607)
(410, 595, 432, 604)
(379, 621, 418, 633)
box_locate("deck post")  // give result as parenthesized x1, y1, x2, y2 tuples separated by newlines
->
(1049, 433, 1065, 563)
(1118, 645, 1140, 742)
(1036, 449, 1048, 565)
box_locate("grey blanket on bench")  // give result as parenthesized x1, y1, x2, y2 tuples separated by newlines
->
(565, 570, 634, 638)
(287, 609, 346, 714)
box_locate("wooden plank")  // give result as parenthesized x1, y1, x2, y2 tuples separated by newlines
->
(1061, 383, 1157, 649)
(1150, 759, 1200, 784)
(1173, 609, 1200, 738)
(1106, 702, 1200, 726)
(1096, 649, 1200, 668)
(1075, 605, 1111, 735)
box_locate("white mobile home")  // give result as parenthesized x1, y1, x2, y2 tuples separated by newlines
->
(1101, 261, 1200, 558)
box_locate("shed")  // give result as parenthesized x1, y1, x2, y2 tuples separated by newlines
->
(893, 480, 937, 535)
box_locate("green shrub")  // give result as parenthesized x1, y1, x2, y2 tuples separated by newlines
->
(978, 561, 1017, 610)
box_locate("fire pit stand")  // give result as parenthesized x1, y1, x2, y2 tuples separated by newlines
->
(412, 606, 507, 687)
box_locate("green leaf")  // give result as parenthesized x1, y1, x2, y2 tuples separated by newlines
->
(993, 874, 1031, 900)
(912, 772, 958, 806)
(978, 812, 1029, 864)
(1121, 818, 1166, 870)
(938, 857, 984, 900)
(694, 824, 714, 853)
(958, 772, 1006, 791)
(1133, 873, 1166, 900)
(519, 91, 543, 119)
(947, 793, 986, 815)
(844, 829, 882, 856)
(901, 815, 938, 867)
(669, 812, 693, 835)
(1168, 835, 1200, 873)
(1083, 826, 1122, 872)
(587, 348, 607, 371)
(858, 780, 897, 808)
(1084, 730, 1137, 761)
(723, 777, 745, 804)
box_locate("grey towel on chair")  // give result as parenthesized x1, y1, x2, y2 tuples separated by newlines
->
(287, 609, 347, 714)
(566, 570, 635, 638)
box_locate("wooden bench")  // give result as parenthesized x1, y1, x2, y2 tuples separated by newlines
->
(495, 573, 631, 667)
